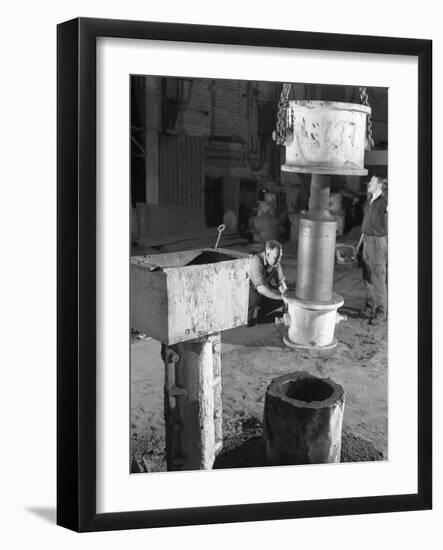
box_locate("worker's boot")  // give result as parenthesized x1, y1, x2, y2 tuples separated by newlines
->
(369, 307, 386, 326)
(359, 303, 375, 319)
(247, 306, 260, 327)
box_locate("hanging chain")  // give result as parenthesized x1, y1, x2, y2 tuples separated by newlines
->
(273, 84, 374, 150)
(272, 83, 292, 145)
(358, 86, 374, 151)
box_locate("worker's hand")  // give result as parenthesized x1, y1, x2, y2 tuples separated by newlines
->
(279, 282, 288, 295)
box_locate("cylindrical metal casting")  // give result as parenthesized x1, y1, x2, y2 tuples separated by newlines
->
(281, 100, 370, 175)
(283, 292, 344, 349)
(278, 103, 364, 348)
(163, 333, 222, 471)
(296, 217, 337, 302)
(264, 371, 345, 465)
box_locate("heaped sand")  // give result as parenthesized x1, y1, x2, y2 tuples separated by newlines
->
(130, 261, 387, 472)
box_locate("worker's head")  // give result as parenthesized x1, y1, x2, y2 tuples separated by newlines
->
(367, 175, 387, 196)
(265, 240, 282, 265)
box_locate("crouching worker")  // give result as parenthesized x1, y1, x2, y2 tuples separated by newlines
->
(248, 240, 288, 326)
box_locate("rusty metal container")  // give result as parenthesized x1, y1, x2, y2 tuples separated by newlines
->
(131, 248, 251, 344)
(282, 101, 371, 176)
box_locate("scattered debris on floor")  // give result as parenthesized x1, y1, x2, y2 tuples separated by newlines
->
(131, 417, 383, 473)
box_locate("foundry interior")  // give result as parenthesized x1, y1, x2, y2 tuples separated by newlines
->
(130, 76, 388, 473)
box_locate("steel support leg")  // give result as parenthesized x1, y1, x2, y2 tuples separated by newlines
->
(162, 333, 222, 471)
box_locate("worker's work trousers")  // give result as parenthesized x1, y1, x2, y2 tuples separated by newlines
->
(362, 235, 388, 318)
(248, 286, 284, 322)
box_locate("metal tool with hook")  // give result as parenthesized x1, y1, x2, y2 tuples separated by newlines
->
(214, 224, 226, 249)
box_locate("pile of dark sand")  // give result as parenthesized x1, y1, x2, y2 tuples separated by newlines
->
(131, 416, 383, 473)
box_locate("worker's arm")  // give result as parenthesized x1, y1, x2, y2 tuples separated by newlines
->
(279, 281, 288, 294)
(276, 262, 287, 294)
(256, 284, 284, 301)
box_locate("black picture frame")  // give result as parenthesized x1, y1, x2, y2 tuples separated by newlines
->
(57, 17, 432, 532)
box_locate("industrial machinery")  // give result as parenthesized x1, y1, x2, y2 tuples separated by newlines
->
(131, 248, 251, 470)
(276, 98, 371, 349)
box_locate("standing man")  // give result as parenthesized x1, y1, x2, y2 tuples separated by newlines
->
(248, 240, 287, 326)
(357, 175, 388, 325)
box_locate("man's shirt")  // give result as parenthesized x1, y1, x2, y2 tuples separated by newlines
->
(361, 195, 388, 237)
(249, 251, 285, 291)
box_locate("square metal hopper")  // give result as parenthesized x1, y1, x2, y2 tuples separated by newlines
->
(131, 248, 251, 344)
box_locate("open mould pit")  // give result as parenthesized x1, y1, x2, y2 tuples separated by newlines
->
(284, 377, 334, 403)
(132, 249, 237, 271)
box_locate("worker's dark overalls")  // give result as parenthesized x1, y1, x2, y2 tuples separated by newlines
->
(248, 253, 284, 322)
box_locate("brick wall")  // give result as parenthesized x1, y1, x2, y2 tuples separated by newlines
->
(177, 79, 212, 136)
(214, 80, 244, 137)
(174, 79, 260, 141)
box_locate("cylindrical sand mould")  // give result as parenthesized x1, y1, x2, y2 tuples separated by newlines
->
(163, 334, 222, 471)
(264, 372, 345, 465)
(283, 292, 345, 349)
(281, 101, 370, 175)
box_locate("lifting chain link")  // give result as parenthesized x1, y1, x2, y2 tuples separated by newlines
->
(273, 84, 374, 150)
(358, 86, 374, 151)
(272, 83, 292, 145)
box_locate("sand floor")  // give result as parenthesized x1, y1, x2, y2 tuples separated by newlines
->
(130, 261, 388, 471)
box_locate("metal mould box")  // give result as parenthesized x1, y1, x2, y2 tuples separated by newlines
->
(131, 248, 251, 344)
(281, 100, 371, 176)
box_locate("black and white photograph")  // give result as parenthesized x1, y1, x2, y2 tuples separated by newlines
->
(129, 76, 389, 473)
(1, 0, 438, 543)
